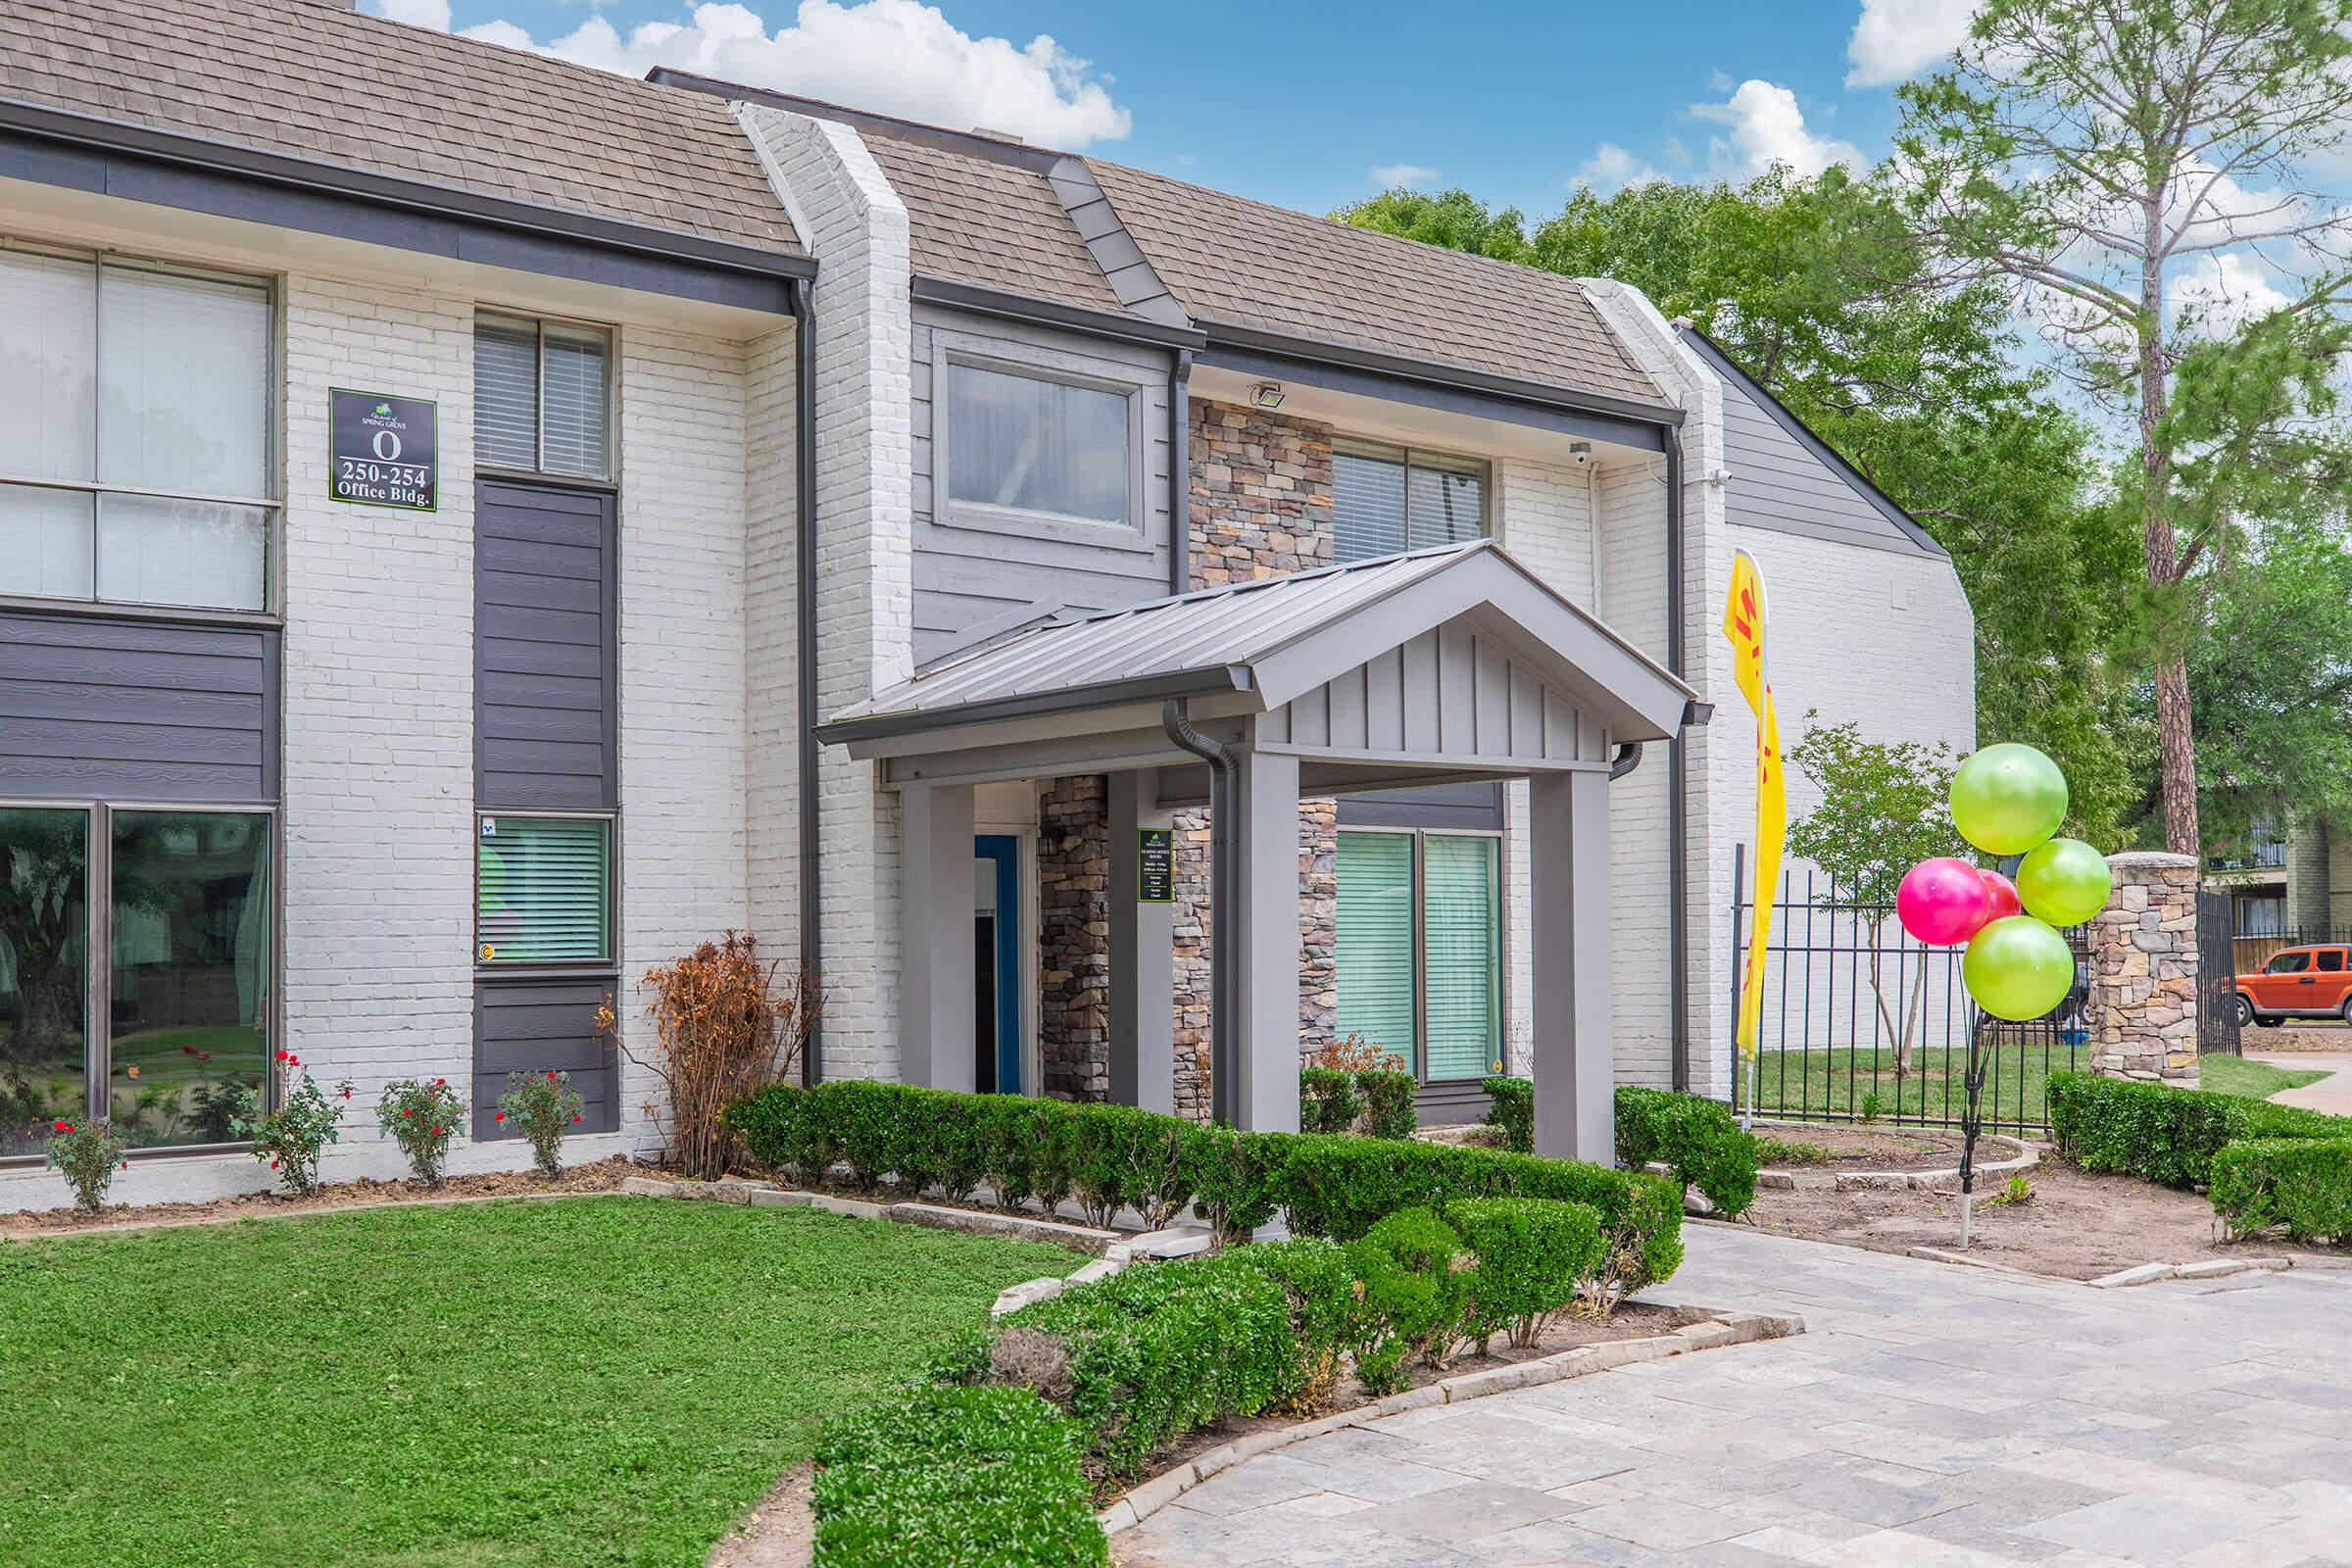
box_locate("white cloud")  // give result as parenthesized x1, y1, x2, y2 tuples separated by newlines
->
(1574, 142, 1668, 193)
(367, 0, 1132, 148)
(1844, 0, 1979, 87)
(1690, 80, 1863, 179)
(2175, 251, 2295, 335)
(1372, 163, 1440, 189)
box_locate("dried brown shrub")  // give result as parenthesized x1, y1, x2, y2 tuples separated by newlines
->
(596, 933, 818, 1180)
(1304, 1033, 1406, 1075)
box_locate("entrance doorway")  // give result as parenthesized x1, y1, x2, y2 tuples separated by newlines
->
(974, 835, 1021, 1093)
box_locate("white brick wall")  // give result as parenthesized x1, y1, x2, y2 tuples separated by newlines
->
(744, 325, 803, 987)
(738, 105, 915, 1084)
(614, 327, 756, 1151)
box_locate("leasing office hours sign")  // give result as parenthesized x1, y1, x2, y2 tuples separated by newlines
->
(329, 389, 438, 510)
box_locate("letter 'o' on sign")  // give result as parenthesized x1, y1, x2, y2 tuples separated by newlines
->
(330, 388, 438, 511)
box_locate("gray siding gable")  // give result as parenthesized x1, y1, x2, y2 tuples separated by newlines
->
(1679, 327, 1946, 560)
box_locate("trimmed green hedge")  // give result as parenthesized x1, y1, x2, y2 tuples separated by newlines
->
(725, 1081, 1681, 1291)
(1358, 1071, 1417, 1141)
(2047, 1071, 2352, 1189)
(1614, 1086, 1760, 1217)
(811, 1384, 1106, 1568)
(2207, 1138, 2352, 1243)
(1299, 1067, 1416, 1140)
(1482, 1075, 1534, 1154)
(1445, 1196, 1604, 1351)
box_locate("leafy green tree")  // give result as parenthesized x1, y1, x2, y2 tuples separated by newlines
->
(1337, 172, 2144, 843)
(1895, 0, 2352, 856)
(1784, 716, 1967, 1078)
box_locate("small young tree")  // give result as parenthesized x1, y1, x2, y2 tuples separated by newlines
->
(1785, 715, 1968, 1078)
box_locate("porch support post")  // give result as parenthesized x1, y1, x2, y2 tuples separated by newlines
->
(1530, 767, 1614, 1162)
(1227, 747, 1302, 1133)
(1108, 770, 1176, 1113)
(900, 781, 976, 1092)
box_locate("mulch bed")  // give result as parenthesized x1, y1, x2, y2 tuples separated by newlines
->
(1097, 1300, 1701, 1504)
(1, 1155, 641, 1238)
(1753, 1121, 1984, 1172)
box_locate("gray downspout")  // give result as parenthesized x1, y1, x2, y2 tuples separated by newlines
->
(1664, 425, 1690, 1092)
(794, 275, 823, 1085)
(1610, 741, 1644, 780)
(1168, 348, 1194, 595)
(1161, 697, 1238, 1124)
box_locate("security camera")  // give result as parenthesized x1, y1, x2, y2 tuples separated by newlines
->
(1569, 441, 1593, 466)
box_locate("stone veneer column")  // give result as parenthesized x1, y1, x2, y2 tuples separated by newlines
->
(1038, 776, 1110, 1100)
(2088, 851, 2201, 1088)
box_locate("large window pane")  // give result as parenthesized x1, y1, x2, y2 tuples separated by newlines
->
(109, 811, 270, 1151)
(0, 249, 96, 482)
(0, 486, 95, 600)
(0, 809, 87, 1157)
(96, 495, 268, 612)
(946, 362, 1128, 524)
(1408, 454, 1486, 548)
(97, 265, 270, 499)
(1422, 835, 1500, 1082)
(477, 815, 612, 963)
(1333, 441, 1407, 564)
(474, 315, 541, 470)
(540, 321, 611, 480)
(1336, 831, 1416, 1064)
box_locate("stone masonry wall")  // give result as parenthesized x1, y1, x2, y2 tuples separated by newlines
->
(1039, 775, 1110, 1101)
(2089, 852, 2201, 1087)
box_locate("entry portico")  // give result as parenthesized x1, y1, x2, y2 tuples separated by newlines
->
(818, 541, 1700, 1162)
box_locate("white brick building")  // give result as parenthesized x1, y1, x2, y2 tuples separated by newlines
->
(0, 0, 1970, 1207)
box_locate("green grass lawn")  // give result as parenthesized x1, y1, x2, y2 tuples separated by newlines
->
(0, 1197, 1080, 1568)
(1737, 1044, 2329, 1132)
(2200, 1054, 2329, 1102)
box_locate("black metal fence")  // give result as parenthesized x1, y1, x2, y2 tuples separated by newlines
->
(1727, 845, 2091, 1135)
(2196, 891, 2242, 1057)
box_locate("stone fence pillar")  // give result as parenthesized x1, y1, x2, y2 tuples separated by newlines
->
(2087, 851, 2201, 1087)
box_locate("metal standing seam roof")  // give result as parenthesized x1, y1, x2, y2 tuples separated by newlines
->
(822, 540, 1691, 740)
(0, 0, 802, 256)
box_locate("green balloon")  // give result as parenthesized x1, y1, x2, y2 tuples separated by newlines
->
(2017, 837, 2111, 926)
(1963, 916, 2075, 1021)
(1950, 743, 2068, 856)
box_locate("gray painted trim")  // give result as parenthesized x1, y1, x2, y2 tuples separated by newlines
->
(1200, 341, 1667, 453)
(0, 102, 808, 313)
(1201, 323, 1683, 433)
(1337, 781, 1504, 831)
(1044, 156, 1191, 329)
(1676, 326, 1947, 559)
(909, 275, 1203, 350)
(820, 665, 1254, 744)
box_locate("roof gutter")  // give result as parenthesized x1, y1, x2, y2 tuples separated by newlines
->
(793, 275, 824, 1084)
(820, 665, 1254, 747)
(0, 96, 815, 285)
(910, 275, 1205, 352)
(1200, 321, 1685, 430)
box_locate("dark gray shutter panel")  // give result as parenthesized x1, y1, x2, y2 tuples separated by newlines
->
(474, 480, 614, 810)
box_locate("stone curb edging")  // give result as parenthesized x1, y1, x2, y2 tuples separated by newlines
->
(1093, 1305, 1806, 1537)
(4, 1184, 623, 1243)
(612, 1175, 1215, 1312)
(1754, 1135, 2038, 1194)
(2082, 1253, 2352, 1288)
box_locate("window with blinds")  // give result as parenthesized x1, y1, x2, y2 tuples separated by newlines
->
(1335, 828, 1502, 1083)
(1332, 439, 1490, 564)
(474, 314, 612, 481)
(0, 243, 272, 612)
(475, 815, 612, 963)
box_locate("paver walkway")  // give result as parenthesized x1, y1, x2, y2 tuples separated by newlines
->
(2249, 1052, 2352, 1117)
(1118, 1226, 2352, 1567)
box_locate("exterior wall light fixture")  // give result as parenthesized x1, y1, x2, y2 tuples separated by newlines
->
(1251, 382, 1286, 410)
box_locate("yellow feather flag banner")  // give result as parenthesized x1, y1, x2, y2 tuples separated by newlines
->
(1721, 549, 1785, 1059)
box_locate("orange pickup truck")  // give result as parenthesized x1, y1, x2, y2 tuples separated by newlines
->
(2236, 944, 2352, 1027)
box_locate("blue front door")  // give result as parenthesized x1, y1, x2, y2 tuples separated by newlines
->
(975, 836, 1021, 1094)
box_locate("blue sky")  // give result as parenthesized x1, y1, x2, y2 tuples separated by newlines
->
(390, 0, 1949, 219)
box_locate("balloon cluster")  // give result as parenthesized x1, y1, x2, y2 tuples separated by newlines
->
(1894, 744, 2112, 1022)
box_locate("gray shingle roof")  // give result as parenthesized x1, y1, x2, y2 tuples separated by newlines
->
(858, 131, 1124, 314)
(0, 0, 800, 255)
(1083, 158, 1662, 405)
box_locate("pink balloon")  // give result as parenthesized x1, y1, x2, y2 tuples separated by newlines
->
(1897, 858, 1994, 946)
(1980, 868, 2022, 923)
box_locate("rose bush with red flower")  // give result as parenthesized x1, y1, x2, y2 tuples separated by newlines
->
(497, 1069, 585, 1178)
(235, 1062, 354, 1197)
(45, 1117, 130, 1214)
(375, 1077, 466, 1186)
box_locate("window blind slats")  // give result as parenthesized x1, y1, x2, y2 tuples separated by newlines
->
(1422, 835, 1500, 1082)
(1333, 439, 1489, 563)
(1332, 443, 1408, 564)
(473, 317, 541, 472)
(0, 250, 95, 483)
(540, 323, 610, 480)
(476, 816, 612, 963)
(1336, 831, 1416, 1063)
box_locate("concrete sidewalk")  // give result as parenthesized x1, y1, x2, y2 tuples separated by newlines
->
(2248, 1052, 2352, 1117)
(1118, 1227, 2352, 1567)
